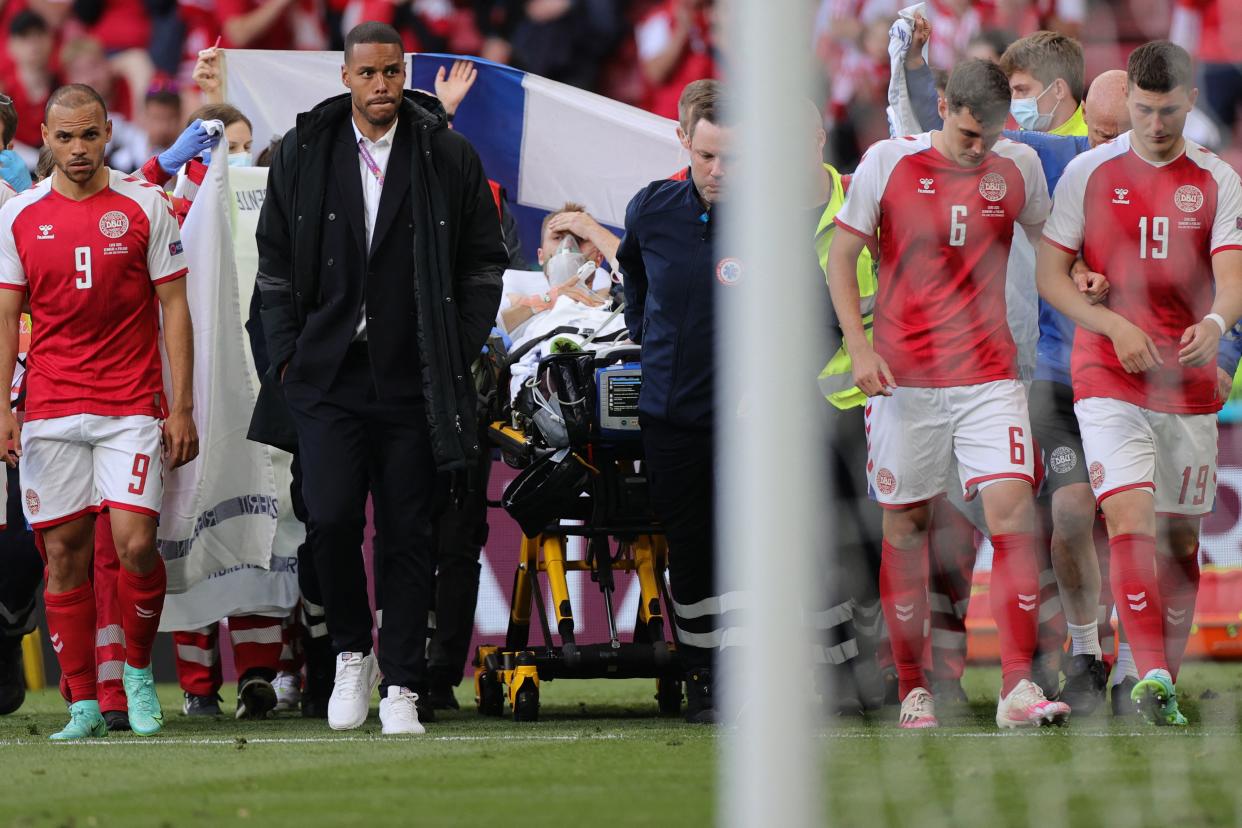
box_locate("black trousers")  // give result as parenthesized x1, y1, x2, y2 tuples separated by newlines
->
(426, 422, 492, 687)
(819, 404, 884, 664)
(640, 416, 716, 672)
(283, 345, 438, 691)
(0, 466, 40, 640)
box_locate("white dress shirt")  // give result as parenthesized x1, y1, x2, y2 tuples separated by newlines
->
(351, 117, 398, 341)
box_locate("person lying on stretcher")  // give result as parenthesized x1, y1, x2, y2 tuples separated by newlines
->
(497, 203, 628, 400)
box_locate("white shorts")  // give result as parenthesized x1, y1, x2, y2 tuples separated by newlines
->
(1074, 397, 1218, 517)
(20, 414, 163, 529)
(865, 379, 1035, 507)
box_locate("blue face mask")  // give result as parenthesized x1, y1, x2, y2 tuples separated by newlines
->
(227, 152, 253, 168)
(1010, 83, 1056, 131)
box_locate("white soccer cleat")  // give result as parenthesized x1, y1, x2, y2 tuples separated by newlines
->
(327, 651, 379, 730)
(996, 678, 1071, 729)
(272, 671, 303, 713)
(898, 686, 938, 729)
(379, 685, 426, 736)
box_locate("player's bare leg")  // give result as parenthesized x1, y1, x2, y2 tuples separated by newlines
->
(1049, 482, 1108, 713)
(110, 508, 167, 736)
(980, 480, 1069, 727)
(1155, 516, 1201, 682)
(1099, 489, 1184, 725)
(879, 504, 937, 728)
(43, 514, 108, 740)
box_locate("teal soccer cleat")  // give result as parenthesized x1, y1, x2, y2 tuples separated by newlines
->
(123, 664, 165, 736)
(1131, 669, 1188, 727)
(49, 700, 108, 741)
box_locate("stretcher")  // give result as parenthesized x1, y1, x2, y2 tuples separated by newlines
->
(473, 347, 682, 722)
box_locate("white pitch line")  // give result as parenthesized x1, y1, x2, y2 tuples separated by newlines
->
(817, 730, 1240, 739)
(0, 733, 632, 747)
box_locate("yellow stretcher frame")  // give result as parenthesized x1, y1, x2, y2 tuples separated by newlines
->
(475, 423, 682, 722)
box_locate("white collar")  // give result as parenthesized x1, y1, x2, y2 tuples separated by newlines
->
(352, 116, 398, 148)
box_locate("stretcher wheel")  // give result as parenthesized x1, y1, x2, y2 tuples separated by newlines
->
(477, 671, 504, 717)
(513, 685, 540, 722)
(656, 676, 683, 716)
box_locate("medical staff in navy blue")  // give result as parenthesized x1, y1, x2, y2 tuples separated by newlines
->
(618, 82, 730, 724)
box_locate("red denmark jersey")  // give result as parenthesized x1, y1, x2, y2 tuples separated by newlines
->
(1044, 133, 1242, 414)
(0, 170, 188, 421)
(836, 133, 1050, 387)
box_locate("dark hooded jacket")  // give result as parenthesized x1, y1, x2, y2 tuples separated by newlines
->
(250, 89, 506, 471)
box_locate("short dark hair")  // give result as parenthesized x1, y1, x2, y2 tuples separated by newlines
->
(968, 29, 1016, 62)
(999, 31, 1085, 103)
(1127, 40, 1194, 94)
(944, 58, 1013, 127)
(344, 21, 403, 63)
(0, 102, 16, 147)
(44, 84, 108, 121)
(257, 134, 283, 168)
(145, 90, 181, 110)
(9, 10, 48, 38)
(188, 102, 252, 133)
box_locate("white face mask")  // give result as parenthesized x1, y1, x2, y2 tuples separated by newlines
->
(227, 152, 253, 167)
(1010, 82, 1056, 132)
(544, 235, 588, 288)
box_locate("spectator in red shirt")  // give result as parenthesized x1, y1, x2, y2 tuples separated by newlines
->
(219, 0, 297, 49)
(1, 11, 58, 151)
(636, 0, 716, 119)
(60, 35, 148, 170)
(1175, 0, 1242, 135)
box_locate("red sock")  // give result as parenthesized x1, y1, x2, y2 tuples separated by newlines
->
(990, 533, 1039, 696)
(44, 583, 98, 702)
(1157, 548, 1200, 681)
(1109, 533, 1167, 676)
(173, 626, 222, 696)
(229, 615, 283, 677)
(117, 557, 166, 669)
(880, 538, 929, 700)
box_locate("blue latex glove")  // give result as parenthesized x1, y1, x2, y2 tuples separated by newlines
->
(0, 150, 31, 192)
(158, 119, 216, 175)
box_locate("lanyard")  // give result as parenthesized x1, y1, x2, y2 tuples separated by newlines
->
(357, 138, 384, 187)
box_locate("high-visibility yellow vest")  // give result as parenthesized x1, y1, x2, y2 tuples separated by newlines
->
(816, 163, 877, 410)
(1049, 104, 1088, 137)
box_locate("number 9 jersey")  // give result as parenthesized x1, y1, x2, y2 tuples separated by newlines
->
(0, 170, 187, 422)
(1042, 132, 1242, 414)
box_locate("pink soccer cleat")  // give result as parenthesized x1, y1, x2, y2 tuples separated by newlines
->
(898, 686, 938, 729)
(996, 678, 1071, 729)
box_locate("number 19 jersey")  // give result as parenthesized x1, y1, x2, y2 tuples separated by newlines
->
(0, 170, 188, 421)
(1043, 133, 1242, 414)
(835, 133, 1051, 387)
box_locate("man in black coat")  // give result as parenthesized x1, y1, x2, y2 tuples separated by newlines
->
(253, 21, 506, 734)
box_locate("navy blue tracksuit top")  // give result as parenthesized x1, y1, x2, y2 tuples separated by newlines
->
(618, 177, 725, 431)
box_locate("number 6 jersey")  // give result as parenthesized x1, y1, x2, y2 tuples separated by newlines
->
(836, 133, 1051, 388)
(1043, 133, 1242, 414)
(0, 170, 187, 421)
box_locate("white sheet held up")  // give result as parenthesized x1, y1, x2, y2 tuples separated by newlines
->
(158, 144, 279, 618)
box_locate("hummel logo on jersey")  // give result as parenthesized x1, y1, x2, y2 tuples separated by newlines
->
(1126, 591, 1148, 612)
(1112, 188, 1130, 205)
(1166, 607, 1188, 626)
(895, 603, 915, 622)
(1017, 593, 1037, 612)
(135, 605, 158, 619)
(36, 224, 54, 240)
(50, 633, 63, 653)
(917, 178, 935, 194)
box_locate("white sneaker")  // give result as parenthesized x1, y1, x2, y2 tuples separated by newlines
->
(898, 686, 938, 729)
(273, 671, 303, 713)
(379, 686, 426, 735)
(327, 652, 379, 730)
(996, 678, 1071, 729)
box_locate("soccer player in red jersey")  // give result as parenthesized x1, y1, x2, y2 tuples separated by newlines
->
(1037, 41, 1242, 726)
(828, 59, 1071, 730)
(0, 84, 199, 739)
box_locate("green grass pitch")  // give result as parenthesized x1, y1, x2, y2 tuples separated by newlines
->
(2, 663, 1242, 827)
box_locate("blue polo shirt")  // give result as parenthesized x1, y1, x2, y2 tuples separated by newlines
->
(618, 177, 722, 430)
